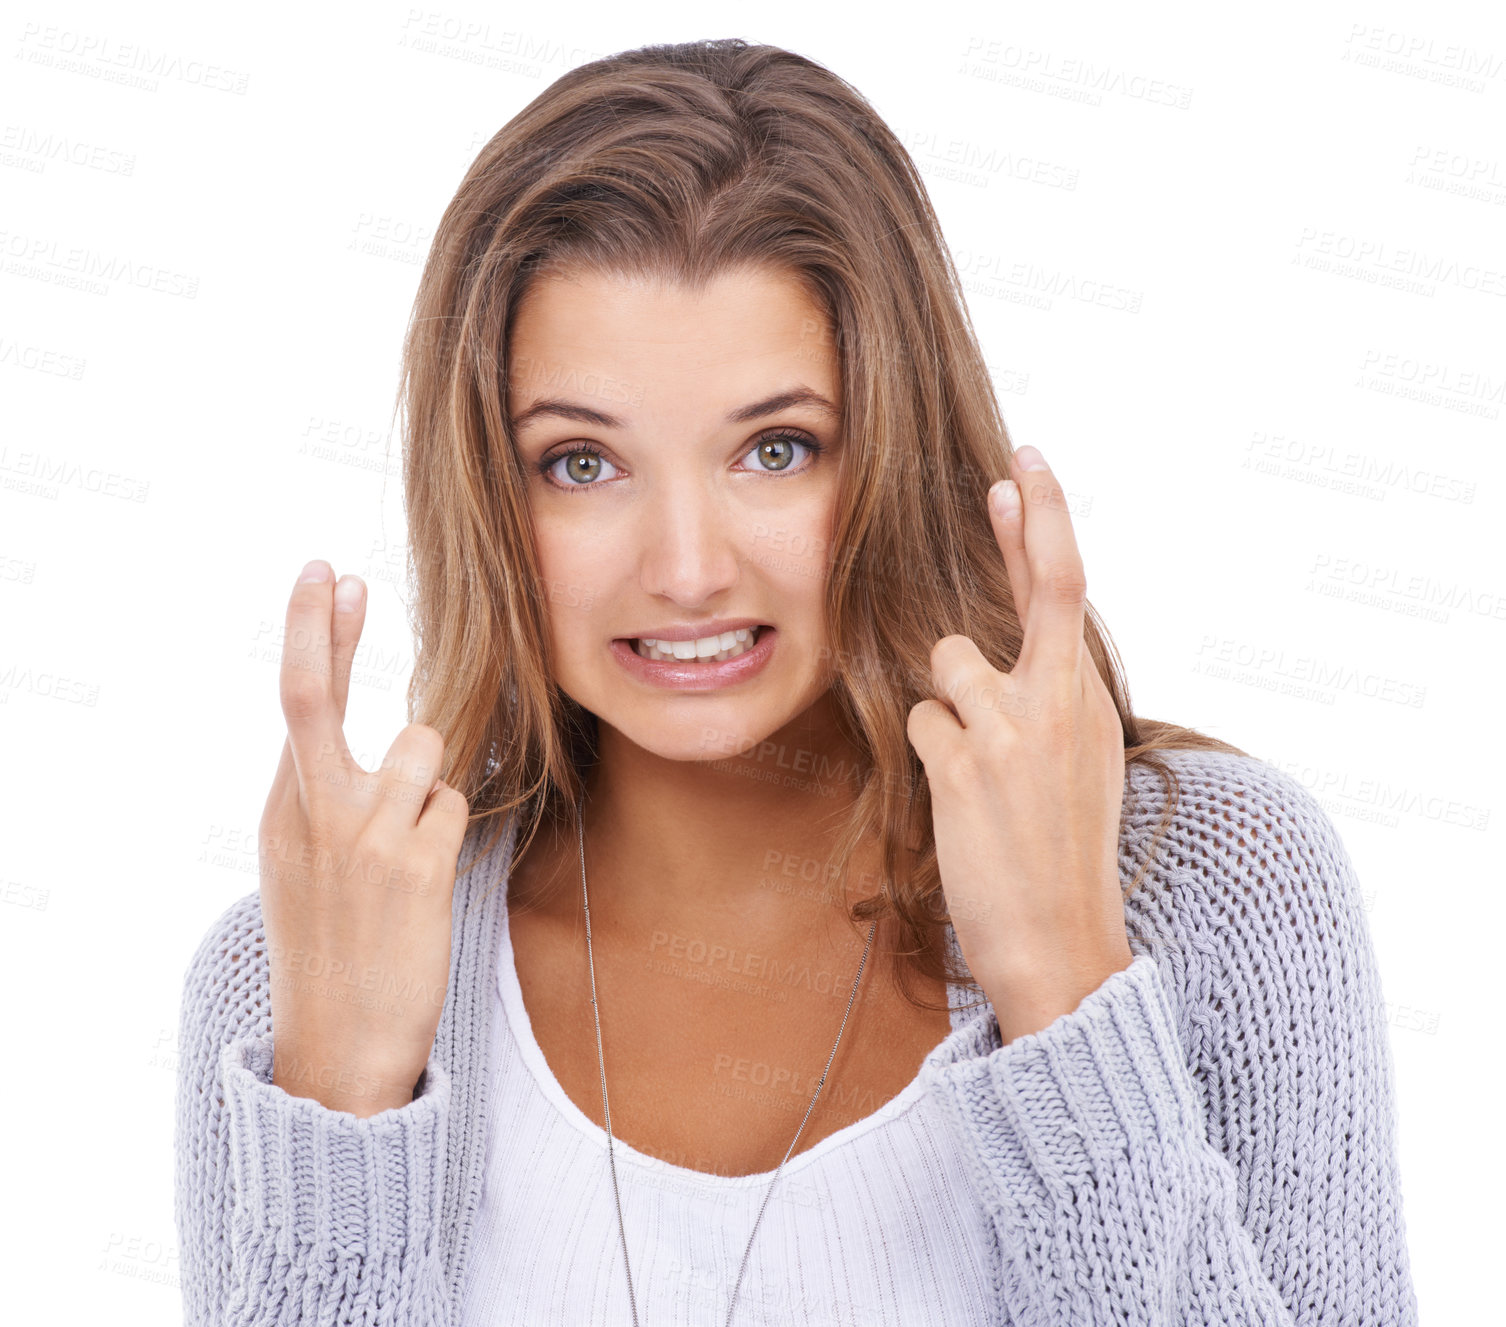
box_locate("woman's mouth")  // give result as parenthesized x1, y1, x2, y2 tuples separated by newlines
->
(608, 625, 778, 690)
(625, 625, 768, 663)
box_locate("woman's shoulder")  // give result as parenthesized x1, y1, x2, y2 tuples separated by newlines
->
(1119, 746, 1370, 962)
(1123, 743, 1322, 818)
(1124, 746, 1352, 884)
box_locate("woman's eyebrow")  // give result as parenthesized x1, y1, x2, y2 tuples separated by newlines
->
(508, 386, 840, 433)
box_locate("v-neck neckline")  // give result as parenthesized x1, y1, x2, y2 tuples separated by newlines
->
(489, 810, 986, 1188)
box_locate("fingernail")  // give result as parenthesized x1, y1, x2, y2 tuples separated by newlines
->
(990, 479, 1020, 517)
(299, 559, 331, 583)
(334, 575, 365, 612)
(1014, 445, 1047, 471)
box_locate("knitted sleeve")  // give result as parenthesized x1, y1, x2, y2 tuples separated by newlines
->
(174, 892, 455, 1326)
(921, 755, 1419, 1326)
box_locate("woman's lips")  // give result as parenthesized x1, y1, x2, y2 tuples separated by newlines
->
(608, 626, 778, 690)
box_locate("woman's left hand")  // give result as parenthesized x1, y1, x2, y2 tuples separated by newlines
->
(906, 444, 1134, 1044)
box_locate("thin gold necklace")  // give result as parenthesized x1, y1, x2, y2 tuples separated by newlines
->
(572, 793, 878, 1327)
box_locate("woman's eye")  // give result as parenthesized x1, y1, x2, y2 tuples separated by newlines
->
(538, 449, 620, 490)
(743, 432, 822, 473)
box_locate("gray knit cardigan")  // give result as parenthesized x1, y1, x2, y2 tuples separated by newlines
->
(174, 748, 1420, 1324)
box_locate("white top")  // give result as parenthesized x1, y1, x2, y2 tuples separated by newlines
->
(460, 877, 999, 1326)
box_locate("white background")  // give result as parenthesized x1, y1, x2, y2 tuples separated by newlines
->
(3, 0, 1500, 1320)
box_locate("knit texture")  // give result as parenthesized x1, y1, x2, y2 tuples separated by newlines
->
(174, 749, 1419, 1324)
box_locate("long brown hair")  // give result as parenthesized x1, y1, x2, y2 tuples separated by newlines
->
(394, 38, 1247, 1011)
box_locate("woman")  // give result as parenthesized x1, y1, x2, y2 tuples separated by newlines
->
(175, 38, 1419, 1326)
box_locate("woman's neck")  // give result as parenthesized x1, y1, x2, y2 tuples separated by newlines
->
(511, 704, 913, 966)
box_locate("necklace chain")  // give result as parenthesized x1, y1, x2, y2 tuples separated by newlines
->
(574, 794, 879, 1327)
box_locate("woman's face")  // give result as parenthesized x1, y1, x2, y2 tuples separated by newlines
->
(506, 262, 845, 764)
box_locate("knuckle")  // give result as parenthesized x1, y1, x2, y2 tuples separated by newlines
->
(1036, 560, 1087, 603)
(405, 722, 446, 756)
(356, 826, 404, 875)
(1045, 702, 1083, 747)
(980, 717, 1017, 757)
(930, 634, 968, 668)
(427, 784, 467, 819)
(383, 724, 444, 786)
(940, 747, 980, 788)
(279, 671, 326, 719)
(408, 728, 447, 783)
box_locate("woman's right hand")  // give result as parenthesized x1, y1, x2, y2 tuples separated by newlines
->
(258, 559, 471, 1117)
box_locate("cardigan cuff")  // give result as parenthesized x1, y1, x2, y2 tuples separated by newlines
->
(923, 954, 1202, 1195)
(220, 1034, 450, 1264)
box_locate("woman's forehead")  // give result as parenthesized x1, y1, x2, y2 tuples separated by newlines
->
(506, 268, 840, 423)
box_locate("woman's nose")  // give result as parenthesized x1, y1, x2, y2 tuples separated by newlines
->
(633, 485, 743, 601)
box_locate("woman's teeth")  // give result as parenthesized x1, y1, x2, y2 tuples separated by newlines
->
(632, 627, 761, 662)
